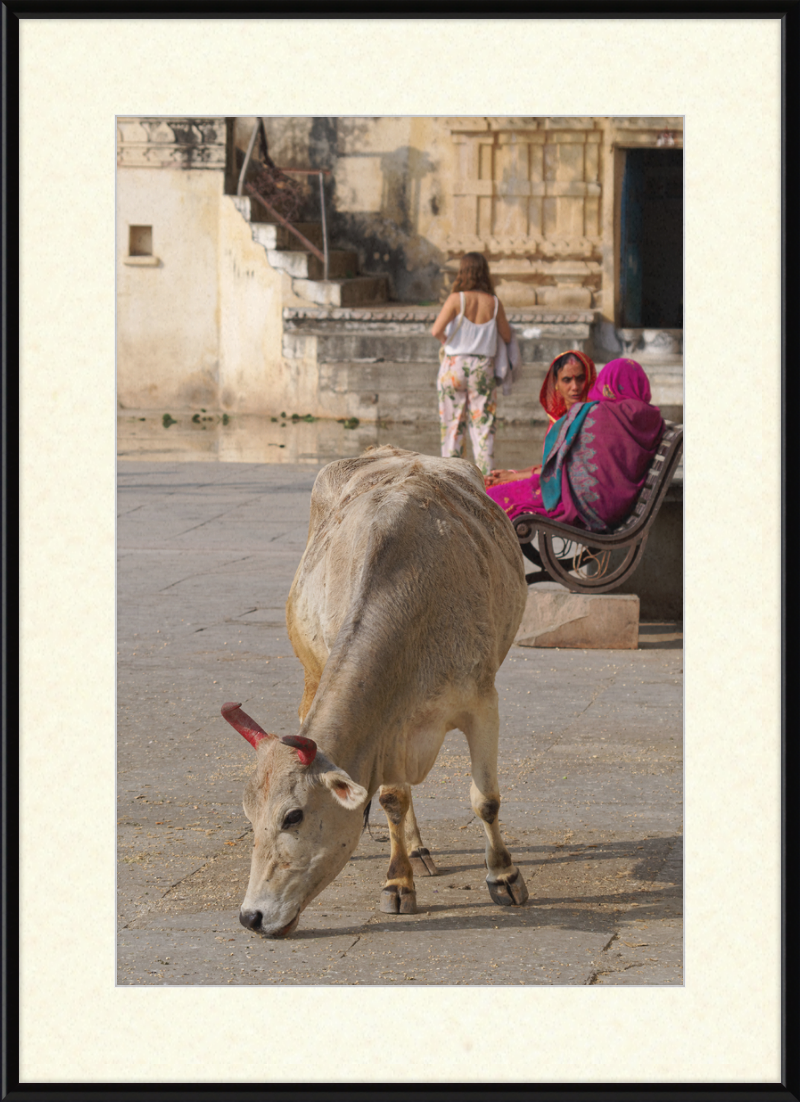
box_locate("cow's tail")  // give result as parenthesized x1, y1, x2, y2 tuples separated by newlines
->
(362, 798, 372, 835)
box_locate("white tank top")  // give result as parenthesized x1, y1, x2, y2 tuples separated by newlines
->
(444, 292, 499, 357)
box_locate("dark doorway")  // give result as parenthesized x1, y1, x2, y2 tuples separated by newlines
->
(619, 149, 683, 328)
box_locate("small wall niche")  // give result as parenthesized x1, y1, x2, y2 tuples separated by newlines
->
(125, 225, 159, 266)
(129, 225, 152, 255)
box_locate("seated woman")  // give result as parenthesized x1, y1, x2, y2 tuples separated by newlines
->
(485, 358, 665, 535)
(485, 349, 596, 492)
(540, 349, 597, 427)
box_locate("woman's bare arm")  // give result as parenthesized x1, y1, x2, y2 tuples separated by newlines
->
(496, 299, 512, 344)
(431, 295, 459, 343)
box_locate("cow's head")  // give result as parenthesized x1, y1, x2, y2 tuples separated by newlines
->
(222, 703, 368, 937)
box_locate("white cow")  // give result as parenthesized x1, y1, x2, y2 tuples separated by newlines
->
(222, 446, 528, 937)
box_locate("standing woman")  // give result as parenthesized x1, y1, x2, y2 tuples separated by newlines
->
(431, 252, 511, 476)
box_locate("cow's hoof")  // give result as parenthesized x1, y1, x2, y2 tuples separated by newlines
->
(486, 869, 529, 906)
(409, 847, 438, 876)
(380, 885, 417, 914)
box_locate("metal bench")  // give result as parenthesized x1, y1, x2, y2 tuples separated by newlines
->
(512, 421, 683, 594)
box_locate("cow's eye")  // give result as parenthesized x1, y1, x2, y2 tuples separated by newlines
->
(281, 809, 304, 830)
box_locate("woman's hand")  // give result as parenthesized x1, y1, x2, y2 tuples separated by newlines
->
(485, 467, 532, 488)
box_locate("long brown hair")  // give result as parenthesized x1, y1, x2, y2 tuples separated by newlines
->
(451, 252, 495, 295)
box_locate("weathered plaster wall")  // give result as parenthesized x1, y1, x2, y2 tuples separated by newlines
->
(117, 168, 316, 415)
(235, 116, 456, 302)
(117, 168, 222, 409)
(217, 197, 316, 415)
(234, 116, 682, 316)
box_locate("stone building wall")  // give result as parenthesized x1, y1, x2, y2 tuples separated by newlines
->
(116, 119, 228, 410)
(233, 115, 683, 320)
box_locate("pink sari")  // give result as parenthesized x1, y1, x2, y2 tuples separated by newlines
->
(487, 359, 665, 533)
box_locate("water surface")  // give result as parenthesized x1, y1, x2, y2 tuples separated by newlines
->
(117, 412, 549, 471)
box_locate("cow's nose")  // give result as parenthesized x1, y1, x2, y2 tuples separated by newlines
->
(239, 908, 263, 931)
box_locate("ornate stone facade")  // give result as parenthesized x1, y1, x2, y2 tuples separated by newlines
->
(441, 117, 683, 313)
(443, 118, 604, 307)
(116, 117, 227, 169)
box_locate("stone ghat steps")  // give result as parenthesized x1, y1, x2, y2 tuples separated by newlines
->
(284, 306, 683, 418)
(232, 195, 389, 307)
(291, 275, 390, 308)
(264, 246, 361, 282)
(284, 328, 589, 366)
(317, 360, 562, 424)
(250, 221, 324, 250)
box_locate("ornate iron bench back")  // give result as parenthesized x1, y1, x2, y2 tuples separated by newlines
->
(608, 421, 683, 541)
(512, 421, 683, 594)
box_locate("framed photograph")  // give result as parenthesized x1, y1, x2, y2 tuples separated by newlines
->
(9, 8, 786, 1094)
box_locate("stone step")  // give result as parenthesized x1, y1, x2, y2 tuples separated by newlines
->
(316, 361, 559, 423)
(314, 360, 681, 425)
(319, 361, 438, 392)
(284, 315, 592, 342)
(250, 221, 324, 250)
(285, 331, 588, 364)
(292, 275, 390, 308)
(266, 248, 360, 281)
(232, 195, 388, 307)
(232, 195, 323, 238)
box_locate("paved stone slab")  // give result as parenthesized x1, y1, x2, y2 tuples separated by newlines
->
(117, 459, 683, 986)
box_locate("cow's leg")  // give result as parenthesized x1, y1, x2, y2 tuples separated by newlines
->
(405, 793, 438, 876)
(378, 784, 417, 914)
(463, 695, 529, 906)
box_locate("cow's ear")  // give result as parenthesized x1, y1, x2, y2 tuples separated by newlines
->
(319, 769, 369, 810)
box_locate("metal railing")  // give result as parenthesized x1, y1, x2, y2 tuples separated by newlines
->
(237, 118, 331, 281)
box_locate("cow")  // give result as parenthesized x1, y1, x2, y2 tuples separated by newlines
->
(221, 445, 529, 938)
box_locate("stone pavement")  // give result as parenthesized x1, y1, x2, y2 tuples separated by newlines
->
(117, 459, 683, 987)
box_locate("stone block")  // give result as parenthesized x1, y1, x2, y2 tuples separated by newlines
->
(515, 584, 640, 649)
(536, 285, 593, 309)
(495, 280, 539, 307)
(292, 276, 389, 308)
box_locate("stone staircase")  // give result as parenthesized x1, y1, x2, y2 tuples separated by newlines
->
(232, 196, 389, 308)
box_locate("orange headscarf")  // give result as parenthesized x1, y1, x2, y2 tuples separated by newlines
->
(539, 349, 597, 424)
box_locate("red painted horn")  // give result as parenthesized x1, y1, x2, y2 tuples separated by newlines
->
(221, 703, 272, 749)
(280, 734, 318, 766)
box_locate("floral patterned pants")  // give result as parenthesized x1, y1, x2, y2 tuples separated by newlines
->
(437, 354, 497, 476)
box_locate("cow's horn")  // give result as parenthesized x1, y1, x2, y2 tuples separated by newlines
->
(221, 702, 272, 749)
(280, 734, 317, 766)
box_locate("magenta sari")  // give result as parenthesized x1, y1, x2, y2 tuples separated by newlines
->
(487, 358, 665, 533)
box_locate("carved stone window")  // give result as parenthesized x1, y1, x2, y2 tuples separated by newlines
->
(444, 118, 603, 307)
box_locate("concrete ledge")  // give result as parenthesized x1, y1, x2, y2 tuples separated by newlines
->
(515, 583, 640, 649)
